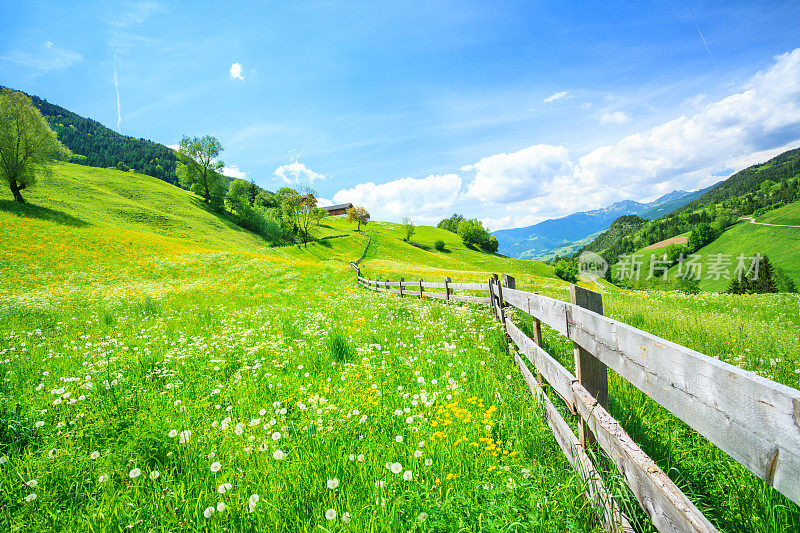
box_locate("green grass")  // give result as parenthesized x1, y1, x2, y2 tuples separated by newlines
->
(1, 165, 799, 531)
(756, 201, 800, 226)
(680, 219, 800, 292)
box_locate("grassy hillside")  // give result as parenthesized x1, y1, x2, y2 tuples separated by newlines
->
(682, 216, 800, 292)
(1, 164, 799, 531)
(756, 200, 800, 225)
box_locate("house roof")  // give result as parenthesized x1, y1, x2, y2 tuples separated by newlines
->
(321, 203, 353, 211)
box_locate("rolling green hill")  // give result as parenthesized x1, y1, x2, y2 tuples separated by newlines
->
(2, 159, 800, 531)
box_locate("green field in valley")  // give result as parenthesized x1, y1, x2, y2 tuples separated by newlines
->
(1, 163, 799, 531)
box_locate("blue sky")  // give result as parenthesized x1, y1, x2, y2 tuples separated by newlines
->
(2, 1, 800, 228)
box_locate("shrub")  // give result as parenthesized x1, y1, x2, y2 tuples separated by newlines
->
(553, 260, 578, 283)
(434, 239, 446, 251)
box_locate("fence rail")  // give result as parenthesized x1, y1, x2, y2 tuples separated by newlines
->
(351, 264, 800, 533)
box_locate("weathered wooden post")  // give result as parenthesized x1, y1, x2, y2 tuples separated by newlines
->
(531, 293, 544, 386)
(497, 275, 509, 331)
(399, 277, 404, 297)
(570, 284, 607, 447)
(385, 278, 388, 292)
(444, 276, 451, 302)
(487, 277, 496, 319)
(418, 279, 424, 299)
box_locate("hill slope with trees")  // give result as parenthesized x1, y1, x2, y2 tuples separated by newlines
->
(1, 85, 180, 184)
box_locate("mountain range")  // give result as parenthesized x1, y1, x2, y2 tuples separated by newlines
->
(492, 187, 714, 260)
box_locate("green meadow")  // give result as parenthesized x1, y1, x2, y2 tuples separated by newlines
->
(1, 162, 799, 531)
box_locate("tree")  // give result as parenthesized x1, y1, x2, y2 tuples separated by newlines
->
(226, 178, 252, 210)
(437, 213, 465, 233)
(312, 207, 329, 226)
(752, 254, 778, 294)
(402, 217, 415, 242)
(177, 135, 227, 209)
(295, 193, 317, 248)
(434, 239, 446, 251)
(347, 206, 370, 231)
(0, 89, 70, 203)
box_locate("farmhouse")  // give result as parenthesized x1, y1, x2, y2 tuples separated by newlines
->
(321, 202, 353, 216)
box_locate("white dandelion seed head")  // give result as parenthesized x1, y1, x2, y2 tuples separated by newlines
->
(216, 501, 226, 512)
(273, 449, 285, 460)
(25, 493, 37, 502)
(203, 506, 215, 518)
(129, 468, 141, 479)
(403, 470, 413, 481)
(210, 462, 222, 472)
(390, 462, 402, 474)
(150, 470, 160, 480)
(325, 508, 337, 520)
(218, 482, 233, 494)
(327, 478, 339, 489)
(168, 429, 178, 438)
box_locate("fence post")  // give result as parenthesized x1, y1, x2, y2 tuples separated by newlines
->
(444, 276, 451, 302)
(487, 277, 496, 319)
(570, 284, 608, 447)
(418, 279, 424, 299)
(531, 293, 544, 386)
(399, 277, 404, 297)
(496, 276, 508, 331)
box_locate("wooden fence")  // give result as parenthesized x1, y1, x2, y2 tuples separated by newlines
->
(350, 264, 800, 533)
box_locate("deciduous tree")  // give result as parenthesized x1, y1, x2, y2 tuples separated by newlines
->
(177, 135, 227, 209)
(347, 206, 370, 231)
(0, 89, 70, 203)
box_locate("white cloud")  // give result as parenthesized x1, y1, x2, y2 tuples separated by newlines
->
(464, 145, 574, 204)
(229, 62, 244, 80)
(333, 174, 461, 224)
(1, 42, 82, 70)
(273, 161, 326, 184)
(322, 48, 800, 230)
(599, 111, 631, 125)
(167, 144, 179, 150)
(222, 165, 247, 181)
(463, 48, 800, 227)
(543, 91, 569, 103)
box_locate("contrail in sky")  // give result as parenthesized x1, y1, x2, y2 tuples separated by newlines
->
(686, 9, 719, 69)
(113, 61, 122, 132)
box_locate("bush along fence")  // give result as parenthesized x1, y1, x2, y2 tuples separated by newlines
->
(349, 263, 800, 533)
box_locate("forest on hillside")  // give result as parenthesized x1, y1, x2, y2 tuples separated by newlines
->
(1, 86, 180, 185)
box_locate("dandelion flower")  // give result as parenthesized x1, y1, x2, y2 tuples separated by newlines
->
(327, 478, 339, 489)
(418, 512, 428, 522)
(271, 431, 281, 441)
(90, 451, 100, 460)
(168, 429, 178, 438)
(129, 468, 141, 479)
(273, 449, 285, 461)
(0, 455, 7, 464)
(25, 494, 37, 502)
(414, 450, 423, 458)
(390, 462, 402, 474)
(325, 508, 337, 520)
(210, 462, 222, 472)
(403, 470, 413, 481)
(98, 474, 109, 483)
(342, 512, 351, 523)
(150, 470, 160, 480)
(216, 501, 226, 512)
(395, 436, 403, 443)
(179, 430, 191, 443)
(218, 482, 232, 494)
(203, 506, 215, 518)
(248, 494, 259, 513)
(26, 479, 38, 488)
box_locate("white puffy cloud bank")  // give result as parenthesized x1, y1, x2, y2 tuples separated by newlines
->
(332, 49, 800, 229)
(274, 162, 326, 185)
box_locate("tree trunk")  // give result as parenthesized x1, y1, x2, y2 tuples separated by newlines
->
(9, 180, 25, 203)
